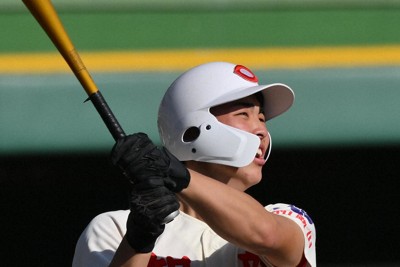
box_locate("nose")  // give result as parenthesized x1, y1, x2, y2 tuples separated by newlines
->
(252, 120, 268, 141)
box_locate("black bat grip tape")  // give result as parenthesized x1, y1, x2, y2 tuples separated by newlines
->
(89, 91, 126, 141)
(89, 91, 178, 224)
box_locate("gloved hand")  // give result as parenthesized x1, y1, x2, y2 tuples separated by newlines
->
(126, 186, 180, 253)
(111, 133, 190, 193)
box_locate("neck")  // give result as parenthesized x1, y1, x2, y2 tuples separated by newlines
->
(177, 161, 242, 222)
(184, 160, 237, 184)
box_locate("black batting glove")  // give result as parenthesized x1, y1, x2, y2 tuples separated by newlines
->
(111, 133, 190, 192)
(126, 186, 180, 253)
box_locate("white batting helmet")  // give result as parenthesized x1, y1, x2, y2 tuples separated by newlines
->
(157, 62, 294, 167)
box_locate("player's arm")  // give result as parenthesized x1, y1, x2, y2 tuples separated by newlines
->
(178, 169, 305, 267)
(109, 238, 151, 267)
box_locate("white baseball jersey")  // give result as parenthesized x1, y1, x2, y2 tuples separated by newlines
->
(72, 203, 316, 267)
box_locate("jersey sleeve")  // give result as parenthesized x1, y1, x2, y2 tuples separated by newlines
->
(265, 203, 316, 267)
(72, 210, 129, 267)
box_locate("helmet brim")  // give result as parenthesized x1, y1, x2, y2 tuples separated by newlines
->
(204, 83, 295, 121)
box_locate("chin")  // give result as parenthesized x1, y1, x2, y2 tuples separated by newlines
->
(237, 164, 263, 188)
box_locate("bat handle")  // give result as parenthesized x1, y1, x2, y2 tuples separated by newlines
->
(89, 91, 179, 224)
(162, 210, 180, 224)
(89, 91, 125, 141)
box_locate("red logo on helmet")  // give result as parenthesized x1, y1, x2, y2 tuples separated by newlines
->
(233, 65, 258, 83)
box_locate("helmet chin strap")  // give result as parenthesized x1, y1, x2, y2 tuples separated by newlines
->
(264, 132, 272, 162)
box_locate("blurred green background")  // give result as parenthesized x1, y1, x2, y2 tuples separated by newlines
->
(1, 0, 400, 154)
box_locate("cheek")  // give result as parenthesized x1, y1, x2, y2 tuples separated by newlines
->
(222, 118, 249, 131)
(216, 115, 233, 126)
(215, 114, 245, 129)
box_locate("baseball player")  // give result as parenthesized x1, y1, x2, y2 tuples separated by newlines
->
(72, 62, 316, 267)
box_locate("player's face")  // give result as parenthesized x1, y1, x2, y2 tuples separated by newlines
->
(209, 94, 269, 190)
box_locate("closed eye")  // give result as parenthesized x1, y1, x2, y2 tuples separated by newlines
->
(259, 113, 266, 123)
(237, 111, 249, 117)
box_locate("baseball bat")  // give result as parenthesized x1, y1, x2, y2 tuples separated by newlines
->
(22, 0, 178, 224)
(22, 0, 125, 141)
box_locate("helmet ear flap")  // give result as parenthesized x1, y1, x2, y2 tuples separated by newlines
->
(186, 119, 260, 167)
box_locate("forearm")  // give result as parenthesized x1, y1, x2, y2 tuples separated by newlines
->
(109, 237, 151, 267)
(179, 170, 305, 265)
(178, 170, 277, 252)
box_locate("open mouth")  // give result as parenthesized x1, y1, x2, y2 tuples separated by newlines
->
(256, 148, 263, 158)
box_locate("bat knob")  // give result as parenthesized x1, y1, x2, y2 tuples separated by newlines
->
(162, 210, 180, 224)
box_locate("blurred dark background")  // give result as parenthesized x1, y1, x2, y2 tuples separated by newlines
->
(2, 145, 399, 266)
